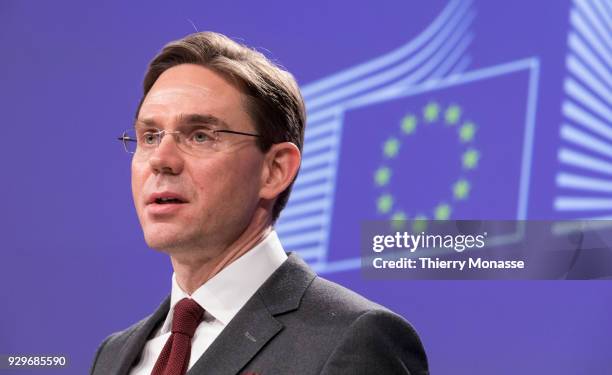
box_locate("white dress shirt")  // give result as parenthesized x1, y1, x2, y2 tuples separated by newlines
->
(129, 231, 287, 374)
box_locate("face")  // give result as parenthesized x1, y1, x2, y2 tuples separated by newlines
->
(132, 64, 266, 256)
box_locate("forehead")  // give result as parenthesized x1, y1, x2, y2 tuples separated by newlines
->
(139, 64, 250, 129)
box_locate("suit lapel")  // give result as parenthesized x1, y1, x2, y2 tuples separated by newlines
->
(115, 296, 170, 375)
(188, 253, 316, 375)
(187, 293, 282, 375)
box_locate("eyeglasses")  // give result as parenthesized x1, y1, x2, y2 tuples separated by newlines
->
(118, 127, 261, 157)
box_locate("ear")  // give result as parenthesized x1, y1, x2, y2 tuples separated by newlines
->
(259, 142, 301, 200)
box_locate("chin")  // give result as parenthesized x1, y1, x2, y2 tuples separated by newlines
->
(144, 237, 174, 252)
(143, 228, 186, 252)
(143, 221, 208, 252)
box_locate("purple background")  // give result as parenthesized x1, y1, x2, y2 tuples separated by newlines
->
(1, 0, 611, 374)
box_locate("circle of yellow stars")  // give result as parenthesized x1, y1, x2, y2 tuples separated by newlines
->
(374, 101, 480, 230)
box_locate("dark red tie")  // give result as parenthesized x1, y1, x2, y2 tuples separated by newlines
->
(151, 298, 204, 375)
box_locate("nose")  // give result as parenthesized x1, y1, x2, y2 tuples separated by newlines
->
(148, 132, 185, 175)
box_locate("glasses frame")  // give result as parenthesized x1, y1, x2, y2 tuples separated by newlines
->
(117, 128, 261, 155)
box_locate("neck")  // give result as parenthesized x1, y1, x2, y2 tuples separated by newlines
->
(171, 211, 273, 295)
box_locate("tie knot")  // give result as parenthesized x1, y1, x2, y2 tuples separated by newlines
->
(171, 298, 204, 337)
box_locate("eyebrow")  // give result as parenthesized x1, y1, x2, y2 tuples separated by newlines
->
(135, 113, 230, 130)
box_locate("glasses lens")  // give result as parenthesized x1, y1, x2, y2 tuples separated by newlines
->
(118, 128, 239, 157)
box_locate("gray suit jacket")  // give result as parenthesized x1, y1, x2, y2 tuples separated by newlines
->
(91, 254, 428, 374)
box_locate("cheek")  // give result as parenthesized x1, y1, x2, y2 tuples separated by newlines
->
(191, 155, 263, 208)
(191, 162, 232, 203)
(131, 160, 147, 210)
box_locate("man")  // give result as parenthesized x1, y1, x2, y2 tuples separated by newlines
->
(91, 31, 428, 375)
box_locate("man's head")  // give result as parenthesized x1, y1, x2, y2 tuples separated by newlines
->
(131, 32, 304, 254)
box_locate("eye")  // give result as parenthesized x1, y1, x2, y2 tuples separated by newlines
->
(191, 130, 213, 144)
(142, 132, 158, 145)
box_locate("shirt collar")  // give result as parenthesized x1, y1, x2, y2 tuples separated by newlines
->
(160, 230, 287, 333)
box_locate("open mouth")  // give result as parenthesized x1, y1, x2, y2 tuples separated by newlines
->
(154, 197, 186, 204)
(147, 192, 188, 206)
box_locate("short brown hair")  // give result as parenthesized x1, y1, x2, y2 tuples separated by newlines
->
(137, 31, 306, 222)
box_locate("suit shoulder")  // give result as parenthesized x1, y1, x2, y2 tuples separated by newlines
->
(302, 276, 392, 320)
(320, 309, 429, 374)
(291, 276, 428, 373)
(302, 276, 426, 347)
(90, 315, 152, 374)
(103, 314, 151, 349)
(306, 278, 429, 373)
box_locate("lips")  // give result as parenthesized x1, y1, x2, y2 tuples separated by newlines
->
(145, 192, 188, 216)
(146, 192, 188, 205)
